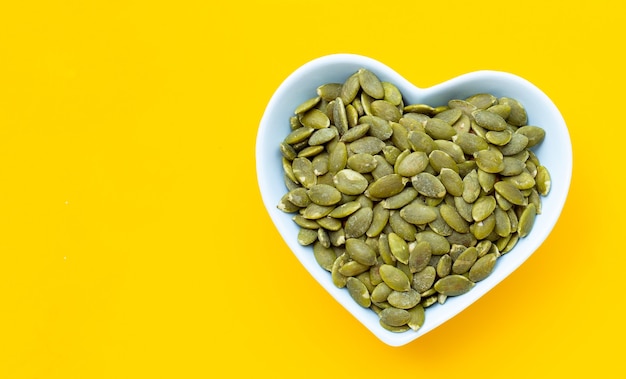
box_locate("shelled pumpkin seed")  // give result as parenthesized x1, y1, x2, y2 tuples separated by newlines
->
(276, 68, 552, 333)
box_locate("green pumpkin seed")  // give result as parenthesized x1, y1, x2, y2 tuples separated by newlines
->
(287, 187, 310, 208)
(436, 254, 452, 277)
(371, 282, 393, 303)
(328, 141, 347, 174)
(308, 126, 337, 146)
(346, 238, 377, 266)
(382, 187, 419, 210)
(294, 96, 321, 115)
(472, 109, 507, 131)
(425, 117, 456, 140)
(293, 214, 319, 229)
(454, 196, 474, 223)
(408, 241, 432, 273)
(340, 123, 370, 143)
(517, 203, 537, 238)
(340, 72, 360, 104)
(313, 242, 337, 271)
(406, 305, 425, 331)
(440, 203, 470, 233)
(300, 108, 330, 129)
(504, 171, 536, 190)
(332, 169, 366, 195)
(388, 289, 421, 309)
(379, 307, 411, 327)
(536, 165, 551, 195)
(411, 172, 446, 198)
(408, 130, 437, 153)
(485, 129, 512, 146)
(494, 180, 527, 206)
(434, 108, 462, 125)
(462, 169, 481, 203)
(379, 264, 411, 292)
(298, 227, 318, 245)
(411, 266, 436, 293)
(396, 151, 429, 177)
(439, 168, 464, 197)
(416, 230, 450, 255)
(357, 68, 384, 99)
(371, 100, 402, 122)
(468, 252, 498, 282)
(472, 195, 496, 222)
(487, 103, 511, 119)
(434, 274, 475, 296)
(344, 206, 374, 238)
(346, 277, 371, 308)
(349, 135, 386, 155)
(377, 233, 395, 265)
(470, 213, 496, 240)
(389, 211, 417, 241)
(404, 103, 435, 115)
(475, 149, 504, 173)
(382, 82, 403, 106)
(339, 260, 370, 277)
(333, 97, 348, 135)
(328, 201, 361, 218)
(307, 184, 342, 206)
(454, 131, 489, 155)
(466, 93, 497, 109)
(477, 169, 497, 193)
(388, 232, 410, 265)
(364, 202, 389, 238)
(317, 216, 342, 231)
(494, 207, 512, 237)
(499, 97, 527, 126)
(347, 153, 378, 173)
(516, 125, 546, 147)
(317, 83, 342, 102)
(452, 246, 478, 274)
(499, 132, 529, 156)
(400, 201, 438, 225)
(448, 99, 478, 116)
(429, 150, 459, 174)
(365, 174, 407, 199)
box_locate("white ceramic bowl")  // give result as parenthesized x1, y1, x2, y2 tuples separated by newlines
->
(256, 54, 572, 346)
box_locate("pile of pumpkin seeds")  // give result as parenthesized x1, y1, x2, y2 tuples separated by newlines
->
(276, 68, 551, 333)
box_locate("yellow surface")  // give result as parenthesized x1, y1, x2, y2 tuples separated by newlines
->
(0, 0, 623, 377)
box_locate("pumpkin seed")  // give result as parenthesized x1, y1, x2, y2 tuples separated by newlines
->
(346, 277, 371, 308)
(400, 201, 438, 225)
(468, 252, 497, 282)
(425, 117, 456, 140)
(365, 174, 407, 199)
(434, 274, 475, 296)
(379, 264, 411, 292)
(346, 238, 377, 266)
(388, 232, 410, 265)
(371, 100, 402, 122)
(358, 68, 384, 99)
(344, 206, 374, 238)
(452, 246, 478, 274)
(536, 165, 551, 195)
(388, 289, 421, 309)
(379, 307, 411, 327)
(472, 109, 507, 131)
(411, 172, 446, 198)
(517, 203, 537, 238)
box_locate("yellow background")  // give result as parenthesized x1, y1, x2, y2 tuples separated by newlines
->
(0, 0, 623, 377)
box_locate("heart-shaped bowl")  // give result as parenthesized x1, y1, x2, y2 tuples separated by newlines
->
(256, 54, 572, 346)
